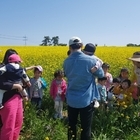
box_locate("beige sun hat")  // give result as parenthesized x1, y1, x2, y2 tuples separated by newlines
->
(128, 52, 140, 62)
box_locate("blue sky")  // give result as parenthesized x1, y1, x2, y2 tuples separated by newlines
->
(0, 0, 140, 46)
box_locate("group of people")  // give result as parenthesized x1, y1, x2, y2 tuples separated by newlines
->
(0, 36, 140, 140)
(97, 64, 136, 110)
(63, 37, 140, 140)
(96, 54, 140, 111)
(0, 49, 47, 140)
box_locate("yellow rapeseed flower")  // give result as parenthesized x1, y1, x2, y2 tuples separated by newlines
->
(72, 135, 75, 138)
(125, 116, 130, 120)
(121, 113, 124, 117)
(45, 137, 49, 140)
(26, 106, 29, 109)
(121, 101, 125, 105)
(25, 101, 28, 105)
(123, 105, 127, 108)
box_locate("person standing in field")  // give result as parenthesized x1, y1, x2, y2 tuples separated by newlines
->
(0, 49, 36, 140)
(102, 62, 113, 91)
(116, 67, 138, 104)
(128, 51, 140, 103)
(50, 70, 67, 119)
(29, 65, 47, 109)
(107, 78, 121, 109)
(97, 77, 108, 110)
(115, 79, 132, 107)
(63, 36, 104, 140)
(117, 68, 129, 83)
(0, 54, 31, 109)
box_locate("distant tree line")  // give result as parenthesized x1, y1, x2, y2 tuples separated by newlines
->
(126, 43, 140, 47)
(40, 36, 67, 46)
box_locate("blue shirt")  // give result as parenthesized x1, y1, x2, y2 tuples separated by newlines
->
(63, 51, 104, 108)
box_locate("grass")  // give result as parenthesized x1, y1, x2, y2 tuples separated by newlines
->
(19, 92, 140, 140)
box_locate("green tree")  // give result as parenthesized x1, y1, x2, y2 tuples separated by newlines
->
(40, 36, 51, 46)
(51, 36, 59, 46)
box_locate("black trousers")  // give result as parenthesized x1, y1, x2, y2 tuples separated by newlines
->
(68, 103, 94, 140)
(31, 97, 42, 109)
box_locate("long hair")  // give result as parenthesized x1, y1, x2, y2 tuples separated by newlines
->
(2, 49, 18, 65)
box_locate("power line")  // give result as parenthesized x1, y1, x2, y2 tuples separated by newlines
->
(0, 34, 28, 45)
(23, 36, 28, 46)
(0, 34, 23, 39)
(0, 36, 23, 40)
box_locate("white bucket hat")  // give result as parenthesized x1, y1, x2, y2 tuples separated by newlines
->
(128, 52, 140, 62)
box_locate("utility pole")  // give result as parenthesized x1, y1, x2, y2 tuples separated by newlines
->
(23, 36, 27, 46)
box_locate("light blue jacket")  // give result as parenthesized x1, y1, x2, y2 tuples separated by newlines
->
(63, 51, 104, 108)
(97, 83, 107, 102)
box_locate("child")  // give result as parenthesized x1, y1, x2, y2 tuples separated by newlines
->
(117, 67, 138, 104)
(83, 43, 103, 107)
(128, 51, 140, 103)
(68, 43, 103, 73)
(29, 65, 47, 109)
(107, 78, 121, 108)
(50, 70, 67, 119)
(116, 79, 132, 107)
(108, 78, 121, 97)
(97, 77, 108, 110)
(118, 68, 129, 83)
(0, 54, 31, 109)
(82, 43, 103, 73)
(102, 63, 113, 91)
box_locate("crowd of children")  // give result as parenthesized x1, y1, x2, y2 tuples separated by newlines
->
(96, 51, 140, 110)
(26, 49, 140, 117)
(96, 63, 137, 110)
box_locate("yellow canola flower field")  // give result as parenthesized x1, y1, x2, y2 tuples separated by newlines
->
(0, 46, 139, 83)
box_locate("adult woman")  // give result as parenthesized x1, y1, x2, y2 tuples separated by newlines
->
(0, 49, 35, 140)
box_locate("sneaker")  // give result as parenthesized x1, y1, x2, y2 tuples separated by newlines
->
(54, 113, 58, 119)
(0, 104, 4, 109)
(94, 100, 100, 108)
(58, 113, 63, 119)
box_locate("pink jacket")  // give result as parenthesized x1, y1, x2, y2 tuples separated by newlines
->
(50, 78, 67, 101)
(105, 72, 113, 91)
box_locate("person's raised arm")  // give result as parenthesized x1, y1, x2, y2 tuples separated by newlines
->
(92, 66, 104, 78)
(24, 66, 36, 71)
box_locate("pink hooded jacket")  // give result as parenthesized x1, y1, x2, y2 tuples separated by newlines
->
(50, 78, 67, 101)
